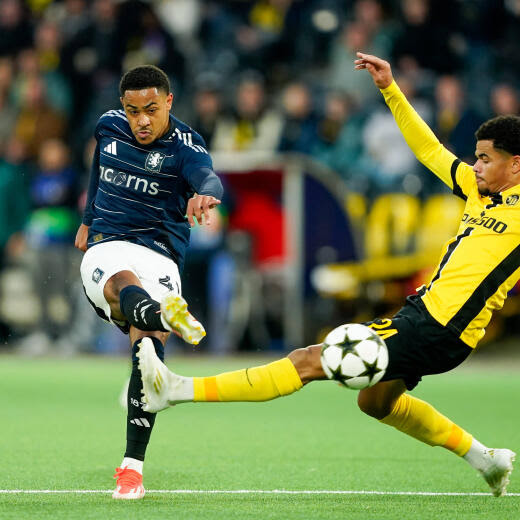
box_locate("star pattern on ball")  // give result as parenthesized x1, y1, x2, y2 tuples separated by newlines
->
(359, 358, 383, 380)
(330, 364, 346, 382)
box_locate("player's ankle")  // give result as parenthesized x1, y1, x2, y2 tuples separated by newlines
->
(121, 457, 143, 474)
(463, 438, 491, 471)
(120, 285, 167, 331)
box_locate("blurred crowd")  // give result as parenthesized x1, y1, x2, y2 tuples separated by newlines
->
(1, 0, 520, 352)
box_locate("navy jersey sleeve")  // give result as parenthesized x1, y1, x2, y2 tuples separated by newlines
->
(82, 142, 100, 226)
(180, 135, 223, 199)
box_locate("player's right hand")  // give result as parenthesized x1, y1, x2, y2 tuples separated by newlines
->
(75, 223, 89, 252)
(354, 52, 393, 89)
(186, 194, 221, 227)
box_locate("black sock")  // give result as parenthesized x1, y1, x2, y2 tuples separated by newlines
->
(119, 285, 167, 331)
(125, 337, 165, 461)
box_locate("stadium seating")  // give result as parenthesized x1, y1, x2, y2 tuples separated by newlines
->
(311, 192, 465, 300)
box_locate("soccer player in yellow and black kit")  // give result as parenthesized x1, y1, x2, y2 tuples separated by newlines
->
(136, 53, 517, 496)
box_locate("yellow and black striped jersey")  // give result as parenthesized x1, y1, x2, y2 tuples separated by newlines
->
(381, 81, 520, 348)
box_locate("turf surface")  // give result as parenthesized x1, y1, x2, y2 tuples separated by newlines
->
(2, 354, 519, 519)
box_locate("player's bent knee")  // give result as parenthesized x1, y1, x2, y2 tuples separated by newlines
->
(104, 270, 142, 302)
(357, 388, 394, 419)
(288, 345, 325, 385)
(358, 379, 406, 419)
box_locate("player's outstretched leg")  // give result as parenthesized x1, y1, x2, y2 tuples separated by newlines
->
(360, 388, 516, 497)
(137, 342, 312, 412)
(160, 292, 205, 345)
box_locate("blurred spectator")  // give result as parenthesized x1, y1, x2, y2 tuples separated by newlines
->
(433, 74, 484, 162)
(156, 0, 202, 42)
(14, 74, 67, 159)
(310, 90, 365, 182)
(392, 0, 460, 75)
(0, 138, 31, 344)
(495, 0, 520, 84)
(34, 19, 61, 72)
(0, 138, 31, 264)
(328, 20, 387, 105)
(353, 0, 396, 56)
(196, 1, 242, 79)
(235, 0, 297, 81)
(278, 80, 318, 154)
(490, 83, 520, 117)
(21, 139, 80, 352)
(11, 47, 71, 115)
(32, 21, 73, 114)
(358, 75, 434, 194)
(0, 57, 18, 146)
(190, 75, 223, 149)
(0, 0, 33, 56)
(119, 2, 186, 87)
(44, 0, 91, 45)
(61, 0, 122, 126)
(212, 71, 283, 152)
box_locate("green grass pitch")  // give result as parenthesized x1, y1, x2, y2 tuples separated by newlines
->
(2, 354, 519, 519)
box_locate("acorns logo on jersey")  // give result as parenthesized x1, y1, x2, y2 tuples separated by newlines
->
(99, 166, 159, 195)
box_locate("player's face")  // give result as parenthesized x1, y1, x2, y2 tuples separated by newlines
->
(121, 88, 173, 144)
(473, 140, 520, 195)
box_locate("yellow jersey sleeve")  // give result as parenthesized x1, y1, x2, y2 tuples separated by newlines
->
(380, 81, 475, 199)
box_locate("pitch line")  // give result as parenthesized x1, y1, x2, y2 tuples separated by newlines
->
(1, 489, 519, 496)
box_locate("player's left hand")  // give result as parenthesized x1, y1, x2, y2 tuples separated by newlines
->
(186, 194, 221, 227)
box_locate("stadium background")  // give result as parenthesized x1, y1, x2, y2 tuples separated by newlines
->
(2, 1, 520, 516)
(1, 0, 520, 357)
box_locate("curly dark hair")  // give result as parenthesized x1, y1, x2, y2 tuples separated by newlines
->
(119, 65, 170, 96)
(475, 115, 520, 156)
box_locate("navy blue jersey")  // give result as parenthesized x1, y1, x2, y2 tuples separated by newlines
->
(83, 109, 223, 270)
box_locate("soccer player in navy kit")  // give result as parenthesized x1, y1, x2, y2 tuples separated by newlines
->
(75, 65, 223, 499)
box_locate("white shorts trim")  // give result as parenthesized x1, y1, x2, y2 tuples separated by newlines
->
(80, 240, 181, 326)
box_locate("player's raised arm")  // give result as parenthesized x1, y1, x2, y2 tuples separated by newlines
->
(184, 160, 223, 227)
(354, 52, 460, 189)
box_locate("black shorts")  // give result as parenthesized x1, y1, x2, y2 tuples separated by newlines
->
(363, 295, 473, 390)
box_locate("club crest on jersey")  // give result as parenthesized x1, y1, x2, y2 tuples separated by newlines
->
(92, 268, 105, 284)
(506, 194, 519, 206)
(145, 151, 165, 172)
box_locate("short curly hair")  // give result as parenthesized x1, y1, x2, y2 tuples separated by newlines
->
(119, 65, 170, 96)
(475, 115, 520, 156)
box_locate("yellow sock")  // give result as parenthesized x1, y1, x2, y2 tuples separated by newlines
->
(193, 358, 303, 402)
(380, 393, 472, 456)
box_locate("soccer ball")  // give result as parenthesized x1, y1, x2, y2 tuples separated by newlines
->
(320, 323, 389, 389)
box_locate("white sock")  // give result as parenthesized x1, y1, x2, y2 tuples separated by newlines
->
(121, 457, 143, 474)
(169, 375, 194, 403)
(463, 439, 492, 472)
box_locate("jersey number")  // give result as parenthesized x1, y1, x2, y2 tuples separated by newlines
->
(367, 318, 398, 340)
